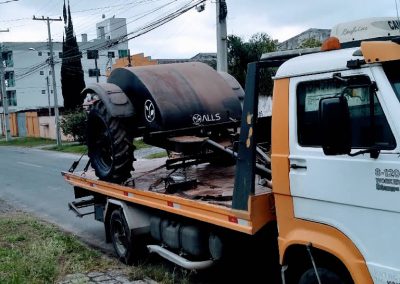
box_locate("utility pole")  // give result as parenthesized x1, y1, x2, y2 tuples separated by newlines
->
(216, 0, 228, 72)
(33, 15, 62, 146)
(45, 76, 51, 116)
(127, 49, 132, 67)
(94, 57, 99, 83)
(0, 28, 11, 141)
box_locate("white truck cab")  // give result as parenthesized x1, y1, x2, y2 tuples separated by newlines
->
(270, 18, 400, 284)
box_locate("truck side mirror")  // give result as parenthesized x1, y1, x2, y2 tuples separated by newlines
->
(319, 96, 351, 155)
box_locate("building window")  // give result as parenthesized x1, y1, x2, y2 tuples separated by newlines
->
(42, 90, 46, 94)
(59, 52, 63, 58)
(98, 26, 105, 39)
(87, 50, 99, 59)
(5, 71, 15, 87)
(88, 68, 100, 77)
(118, 50, 129, 58)
(108, 51, 115, 58)
(40, 70, 44, 75)
(2, 51, 13, 67)
(51, 90, 53, 94)
(47, 52, 51, 56)
(297, 76, 396, 149)
(38, 51, 42, 56)
(7, 90, 17, 106)
(49, 70, 52, 75)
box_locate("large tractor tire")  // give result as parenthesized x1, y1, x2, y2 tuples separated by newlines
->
(87, 100, 134, 183)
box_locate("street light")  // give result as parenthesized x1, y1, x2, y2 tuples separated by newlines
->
(196, 2, 205, 12)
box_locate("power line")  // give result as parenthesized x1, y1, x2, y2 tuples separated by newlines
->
(72, 0, 162, 14)
(123, 0, 206, 43)
(59, 0, 204, 62)
(5, 0, 205, 78)
(0, 17, 29, 22)
(15, 63, 48, 80)
(0, 0, 18, 4)
(2, 0, 180, 54)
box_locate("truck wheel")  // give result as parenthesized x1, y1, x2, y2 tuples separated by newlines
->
(87, 100, 133, 183)
(109, 209, 135, 264)
(299, 268, 345, 284)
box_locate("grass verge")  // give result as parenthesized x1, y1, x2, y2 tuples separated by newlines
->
(0, 137, 149, 152)
(0, 213, 120, 283)
(133, 139, 151, 150)
(145, 151, 168, 159)
(46, 139, 150, 155)
(129, 262, 192, 284)
(48, 144, 87, 154)
(0, 212, 192, 284)
(0, 137, 55, 147)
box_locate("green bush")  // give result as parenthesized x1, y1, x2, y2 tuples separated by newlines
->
(60, 108, 87, 143)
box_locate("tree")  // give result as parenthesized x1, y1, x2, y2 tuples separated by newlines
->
(61, 0, 85, 111)
(227, 35, 248, 86)
(60, 108, 87, 142)
(299, 37, 322, 48)
(227, 32, 278, 95)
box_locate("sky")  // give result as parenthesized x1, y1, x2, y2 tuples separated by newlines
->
(0, 0, 398, 59)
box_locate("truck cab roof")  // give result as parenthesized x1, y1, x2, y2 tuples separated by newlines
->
(274, 46, 360, 79)
(272, 39, 400, 79)
(264, 17, 400, 79)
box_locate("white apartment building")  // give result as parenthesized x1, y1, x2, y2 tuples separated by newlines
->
(0, 17, 128, 112)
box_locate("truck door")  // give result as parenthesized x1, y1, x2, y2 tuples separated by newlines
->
(288, 68, 400, 283)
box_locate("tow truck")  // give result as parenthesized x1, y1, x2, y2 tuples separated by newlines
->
(63, 17, 400, 284)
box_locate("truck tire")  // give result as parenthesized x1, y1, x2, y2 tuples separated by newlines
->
(87, 100, 133, 183)
(109, 209, 135, 264)
(299, 268, 345, 284)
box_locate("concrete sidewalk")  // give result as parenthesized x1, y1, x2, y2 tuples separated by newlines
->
(59, 270, 157, 284)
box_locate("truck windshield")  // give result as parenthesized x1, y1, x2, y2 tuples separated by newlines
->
(383, 61, 400, 102)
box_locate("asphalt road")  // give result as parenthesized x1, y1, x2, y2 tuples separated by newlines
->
(0, 146, 113, 253)
(0, 146, 278, 283)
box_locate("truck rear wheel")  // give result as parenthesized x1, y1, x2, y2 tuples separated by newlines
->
(299, 268, 345, 284)
(87, 100, 133, 183)
(109, 209, 135, 264)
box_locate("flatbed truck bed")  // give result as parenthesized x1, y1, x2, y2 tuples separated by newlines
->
(62, 158, 275, 235)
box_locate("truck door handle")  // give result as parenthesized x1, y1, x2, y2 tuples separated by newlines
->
(290, 164, 307, 170)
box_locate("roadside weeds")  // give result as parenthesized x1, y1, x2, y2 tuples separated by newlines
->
(0, 137, 156, 156)
(0, 201, 194, 284)
(0, 212, 123, 283)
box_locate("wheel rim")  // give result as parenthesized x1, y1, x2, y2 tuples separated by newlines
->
(112, 218, 128, 256)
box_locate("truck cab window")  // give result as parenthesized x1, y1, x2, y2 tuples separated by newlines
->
(383, 61, 400, 102)
(297, 77, 396, 150)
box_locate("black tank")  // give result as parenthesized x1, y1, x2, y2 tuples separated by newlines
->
(107, 62, 242, 132)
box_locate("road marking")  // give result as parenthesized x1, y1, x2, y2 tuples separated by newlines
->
(17, 161, 43, 168)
